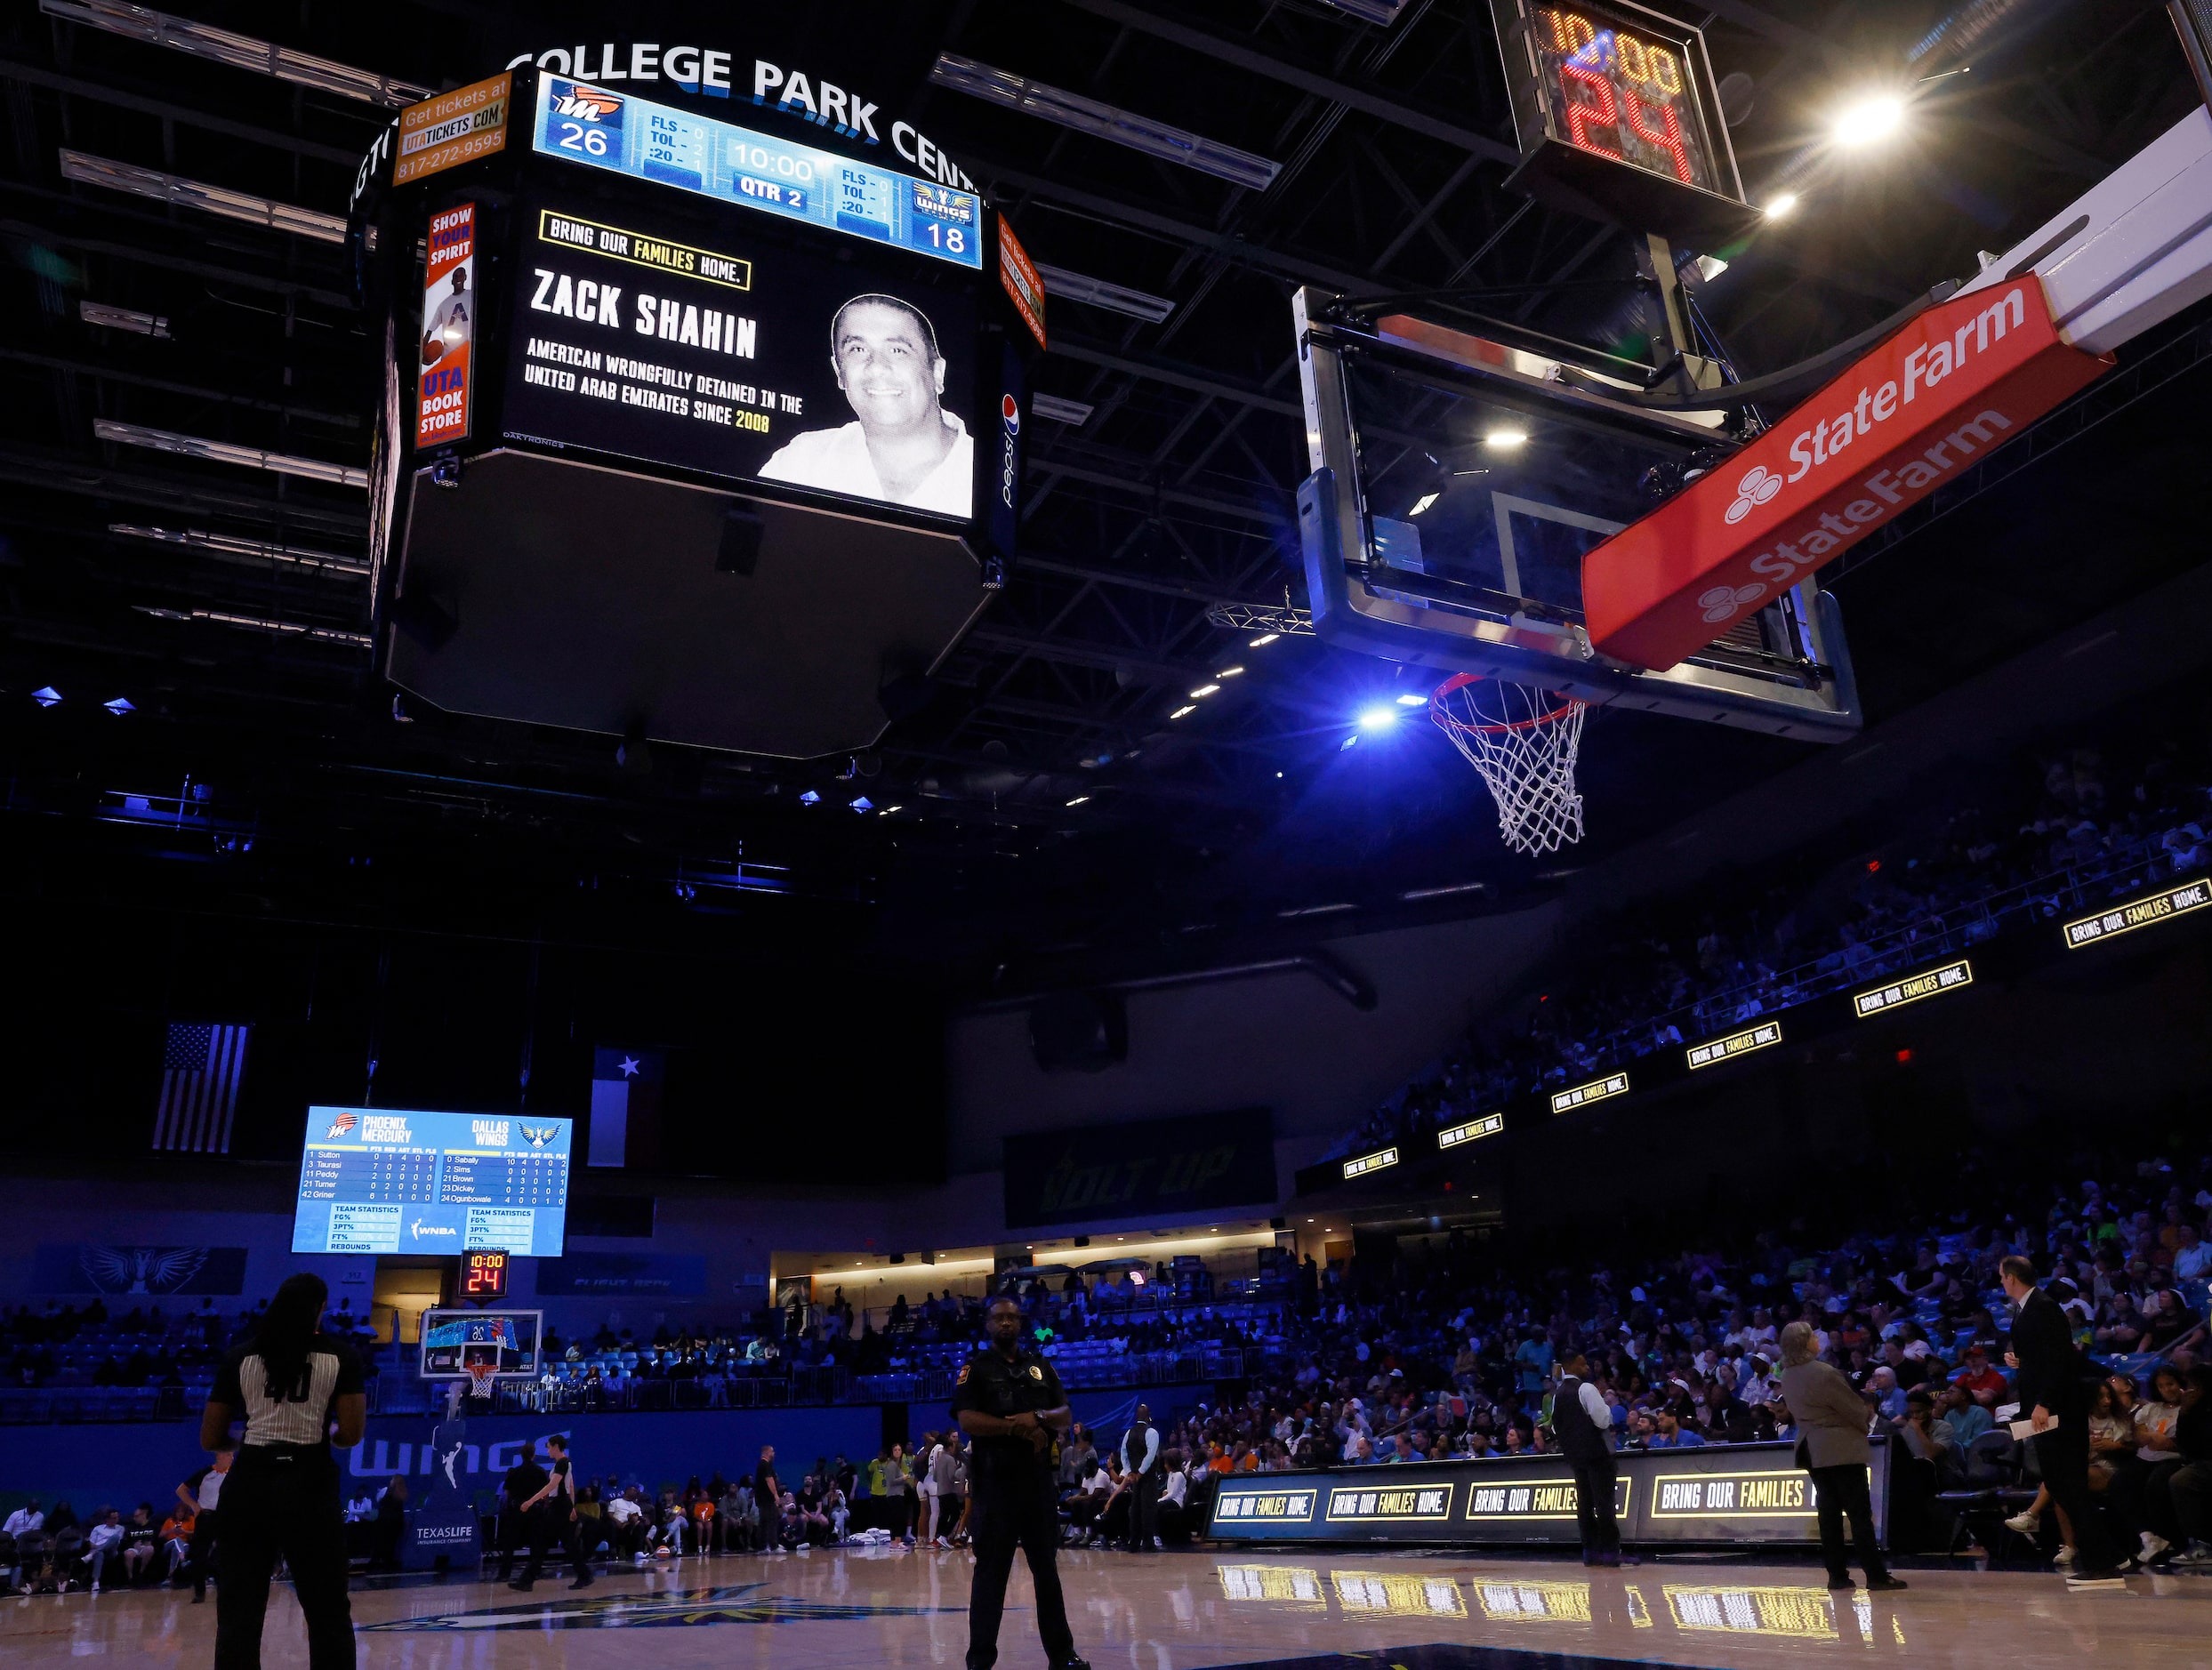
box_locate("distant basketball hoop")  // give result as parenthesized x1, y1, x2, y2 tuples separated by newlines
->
(463, 1354, 500, 1400)
(1429, 673, 1587, 855)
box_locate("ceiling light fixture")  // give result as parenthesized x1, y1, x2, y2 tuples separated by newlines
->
(1765, 191, 1800, 219)
(929, 53, 1282, 190)
(1215, 666, 1244, 678)
(1189, 684, 1220, 699)
(1831, 93, 1905, 148)
(1483, 429, 1529, 450)
(1249, 632, 1280, 647)
(1394, 692, 1426, 707)
(94, 421, 366, 486)
(1170, 704, 1197, 719)
(1030, 392, 1097, 425)
(1358, 705, 1399, 730)
(60, 151, 346, 244)
(1066, 795, 1090, 807)
(1032, 263, 1176, 325)
(1407, 490, 1440, 516)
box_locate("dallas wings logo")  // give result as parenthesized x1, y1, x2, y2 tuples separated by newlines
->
(520, 1124, 559, 1148)
(358, 1583, 954, 1632)
(550, 83, 624, 124)
(325, 1112, 359, 1139)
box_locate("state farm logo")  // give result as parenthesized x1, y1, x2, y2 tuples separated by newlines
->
(1724, 466, 1782, 526)
(1700, 582, 1765, 624)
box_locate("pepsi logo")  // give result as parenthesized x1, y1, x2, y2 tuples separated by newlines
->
(1001, 394, 1020, 434)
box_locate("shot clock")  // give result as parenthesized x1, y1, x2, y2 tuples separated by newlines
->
(1487, 0, 1756, 246)
(462, 1250, 511, 1303)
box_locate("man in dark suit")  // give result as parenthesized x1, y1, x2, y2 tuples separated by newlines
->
(2001, 1255, 2122, 1583)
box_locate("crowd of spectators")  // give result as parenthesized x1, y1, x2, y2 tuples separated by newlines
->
(1, 1296, 381, 1394)
(1326, 727, 2212, 1162)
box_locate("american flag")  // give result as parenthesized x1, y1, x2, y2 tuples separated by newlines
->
(153, 1023, 250, 1153)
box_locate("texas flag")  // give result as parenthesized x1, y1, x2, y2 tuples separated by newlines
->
(589, 1047, 664, 1169)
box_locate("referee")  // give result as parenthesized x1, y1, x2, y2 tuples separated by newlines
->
(198, 1273, 366, 1670)
(951, 1297, 1090, 1670)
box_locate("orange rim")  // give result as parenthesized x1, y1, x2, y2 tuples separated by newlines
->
(1428, 672, 1584, 735)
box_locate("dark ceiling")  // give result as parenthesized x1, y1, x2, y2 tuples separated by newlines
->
(0, 0, 2200, 994)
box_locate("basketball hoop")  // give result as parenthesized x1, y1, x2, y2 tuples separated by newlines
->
(1429, 673, 1587, 855)
(464, 1359, 500, 1400)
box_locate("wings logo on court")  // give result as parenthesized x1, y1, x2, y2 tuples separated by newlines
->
(551, 85, 624, 122)
(358, 1583, 960, 1632)
(324, 1113, 358, 1139)
(519, 1124, 559, 1148)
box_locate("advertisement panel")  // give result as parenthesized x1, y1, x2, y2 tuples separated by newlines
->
(1583, 277, 2111, 670)
(395, 72, 511, 186)
(504, 195, 977, 520)
(416, 203, 477, 448)
(1001, 1107, 1275, 1229)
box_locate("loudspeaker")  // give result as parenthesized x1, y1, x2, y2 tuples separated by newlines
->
(1028, 990, 1128, 1072)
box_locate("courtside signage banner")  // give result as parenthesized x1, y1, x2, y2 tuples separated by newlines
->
(1582, 275, 2112, 670)
(1204, 1441, 1888, 1547)
(396, 73, 511, 185)
(1686, 1020, 1781, 1070)
(416, 204, 477, 448)
(2063, 877, 2211, 949)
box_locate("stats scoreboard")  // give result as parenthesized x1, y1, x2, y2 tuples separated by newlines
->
(531, 77, 983, 270)
(292, 1106, 571, 1257)
(1486, 0, 1753, 245)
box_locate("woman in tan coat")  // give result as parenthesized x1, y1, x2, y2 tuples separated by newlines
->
(1776, 1320, 1908, 1592)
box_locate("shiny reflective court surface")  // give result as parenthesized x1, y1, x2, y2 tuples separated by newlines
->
(4, 1549, 2211, 1669)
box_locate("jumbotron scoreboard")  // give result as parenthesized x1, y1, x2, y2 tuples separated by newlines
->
(350, 53, 1047, 759)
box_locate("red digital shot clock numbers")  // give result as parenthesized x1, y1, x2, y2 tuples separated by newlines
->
(1532, 4, 1717, 190)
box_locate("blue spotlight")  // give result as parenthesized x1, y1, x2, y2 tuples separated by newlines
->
(33, 686, 60, 708)
(798, 789, 821, 806)
(1357, 705, 1399, 731)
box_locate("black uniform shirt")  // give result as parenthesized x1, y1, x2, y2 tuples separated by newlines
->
(949, 1345, 1067, 1482)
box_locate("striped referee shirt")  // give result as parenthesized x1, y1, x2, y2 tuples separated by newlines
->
(212, 1332, 365, 1448)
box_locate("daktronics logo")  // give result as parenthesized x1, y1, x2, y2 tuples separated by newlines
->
(1581, 276, 2111, 671)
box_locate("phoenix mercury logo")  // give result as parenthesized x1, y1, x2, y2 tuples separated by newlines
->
(325, 1113, 358, 1139)
(1724, 465, 1782, 525)
(551, 85, 624, 122)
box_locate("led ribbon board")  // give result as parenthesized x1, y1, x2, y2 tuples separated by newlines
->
(1438, 1112, 1505, 1149)
(1550, 1071, 1629, 1113)
(532, 76, 982, 269)
(1853, 958, 1972, 1018)
(2064, 877, 2211, 948)
(1342, 1145, 1399, 1180)
(1686, 1020, 1781, 1070)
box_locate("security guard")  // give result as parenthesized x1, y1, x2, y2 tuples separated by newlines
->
(1545, 1353, 1629, 1569)
(1119, 1401, 1162, 1551)
(951, 1297, 1090, 1670)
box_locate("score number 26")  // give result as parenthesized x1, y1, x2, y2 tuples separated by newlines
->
(555, 122, 610, 157)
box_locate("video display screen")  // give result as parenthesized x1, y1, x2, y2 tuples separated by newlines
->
(504, 197, 977, 520)
(530, 76, 983, 271)
(290, 1106, 571, 1257)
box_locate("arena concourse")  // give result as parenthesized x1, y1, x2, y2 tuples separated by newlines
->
(4, 2, 2212, 1668)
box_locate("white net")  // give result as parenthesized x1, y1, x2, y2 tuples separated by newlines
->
(1429, 676, 1587, 855)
